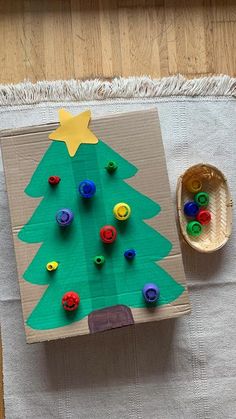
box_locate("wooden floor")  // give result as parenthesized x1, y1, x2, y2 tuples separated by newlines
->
(0, 0, 236, 85)
(0, 0, 235, 417)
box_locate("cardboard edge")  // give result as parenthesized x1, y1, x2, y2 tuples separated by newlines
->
(25, 293, 191, 344)
(0, 108, 158, 140)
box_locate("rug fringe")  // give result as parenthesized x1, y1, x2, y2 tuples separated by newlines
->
(0, 75, 235, 106)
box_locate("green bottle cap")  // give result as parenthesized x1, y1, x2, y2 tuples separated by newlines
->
(94, 255, 105, 265)
(186, 221, 202, 237)
(194, 192, 209, 207)
(106, 161, 118, 172)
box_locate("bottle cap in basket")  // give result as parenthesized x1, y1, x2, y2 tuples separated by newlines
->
(186, 221, 202, 237)
(196, 209, 211, 225)
(184, 201, 199, 217)
(194, 192, 209, 207)
(186, 177, 202, 193)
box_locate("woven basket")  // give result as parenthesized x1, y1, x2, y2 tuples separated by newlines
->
(177, 163, 233, 253)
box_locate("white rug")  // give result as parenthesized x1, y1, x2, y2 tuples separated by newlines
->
(0, 76, 235, 419)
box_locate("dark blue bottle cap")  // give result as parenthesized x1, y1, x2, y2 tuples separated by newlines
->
(78, 180, 96, 198)
(184, 201, 199, 217)
(142, 283, 160, 303)
(56, 209, 74, 226)
(124, 249, 136, 260)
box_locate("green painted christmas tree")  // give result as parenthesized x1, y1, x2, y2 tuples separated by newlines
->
(18, 110, 184, 330)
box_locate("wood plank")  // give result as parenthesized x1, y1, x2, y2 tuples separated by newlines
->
(0, 0, 235, 84)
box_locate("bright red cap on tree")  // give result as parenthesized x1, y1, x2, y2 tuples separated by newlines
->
(48, 175, 61, 185)
(62, 292, 80, 311)
(100, 225, 117, 243)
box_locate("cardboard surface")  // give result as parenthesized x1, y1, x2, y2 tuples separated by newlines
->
(0, 109, 190, 343)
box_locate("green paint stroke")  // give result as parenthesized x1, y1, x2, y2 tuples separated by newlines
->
(18, 140, 184, 330)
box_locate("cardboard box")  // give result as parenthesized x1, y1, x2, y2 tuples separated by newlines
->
(0, 109, 190, 343)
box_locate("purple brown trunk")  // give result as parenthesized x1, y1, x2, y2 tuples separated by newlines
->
(88, 305, 134, 334)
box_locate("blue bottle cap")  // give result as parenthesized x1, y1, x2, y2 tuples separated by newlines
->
(184, 201, 199, 217)
(124, 249, 136, 260)
(142, 283, 160, 303)
(78, 180, 96, 198)
(56, 209, 74, 226)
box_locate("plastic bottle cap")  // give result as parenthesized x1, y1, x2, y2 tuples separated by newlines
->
(186, 221, 202, 237)
(48, 176, 61, 185)
(56, 209, 74, 226)
(113, 203, 131, 221)
(194, 192, 209, 207)
(106, 161, 118, 172)
(186, 177, 202, 193)
(100, 225, 117, 243)
(94, 255, 105, 265)
(62, 291, 80, 311)
(184, 201, 199, 217)
(124, 249, 136, 260)
(142, 283, 160, 303)
(78, 180, 96, 198)
(196, 209, 211, 225)
(46, 261, 58, 271)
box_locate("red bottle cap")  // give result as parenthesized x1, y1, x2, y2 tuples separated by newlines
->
(100, 225, 117, 243)
(196, 209, 211, 225)
(62, 291, 80, 311)
(48, 176, 61, 185)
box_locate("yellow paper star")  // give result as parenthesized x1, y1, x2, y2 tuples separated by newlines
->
(49, 109, 98, 157)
